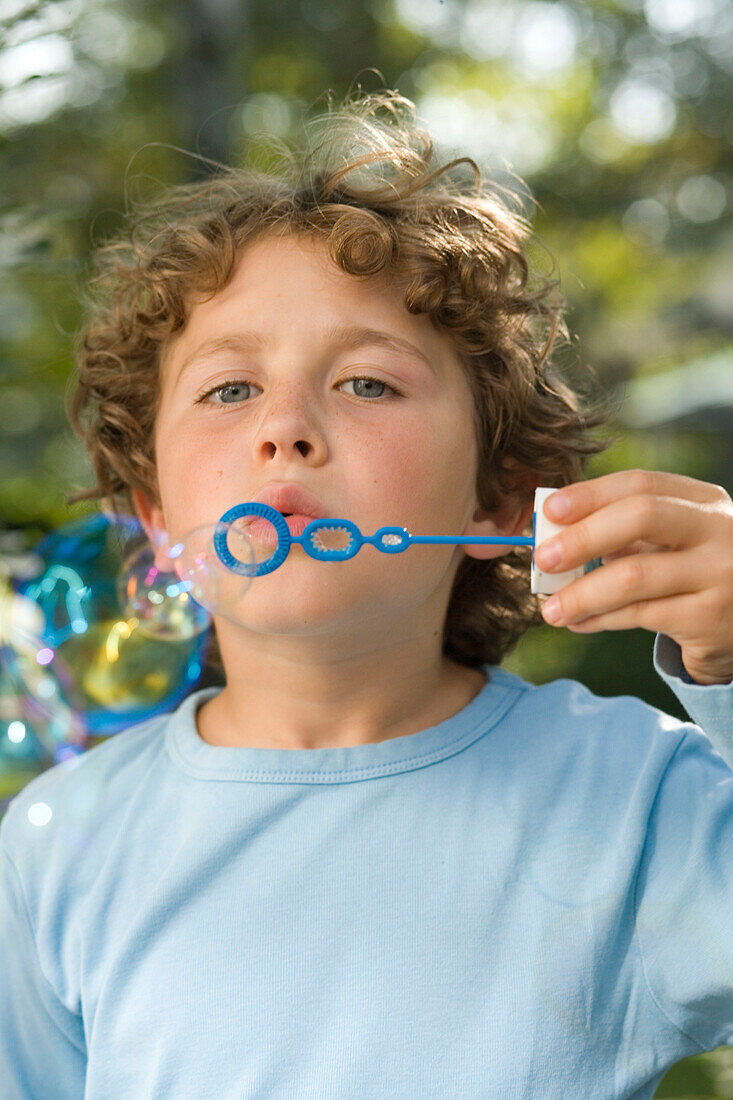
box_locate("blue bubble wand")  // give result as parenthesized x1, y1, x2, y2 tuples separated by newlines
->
(213, 488, 602, 596)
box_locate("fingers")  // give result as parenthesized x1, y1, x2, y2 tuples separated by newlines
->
(544, 470, 726, 526)
(540, 547, 704, 629)
(597, 539, 662, 562)
(535, 494, 707, 574)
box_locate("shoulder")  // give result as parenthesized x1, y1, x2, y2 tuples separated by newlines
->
(489, 665, 692, 778)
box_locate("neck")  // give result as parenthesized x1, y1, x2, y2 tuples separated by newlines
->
(196, 646, 486, 751)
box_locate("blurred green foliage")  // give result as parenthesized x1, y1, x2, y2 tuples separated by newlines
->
(1, 0, 731, 1092)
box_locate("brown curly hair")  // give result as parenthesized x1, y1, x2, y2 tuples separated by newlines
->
(65, 86, 618, 677)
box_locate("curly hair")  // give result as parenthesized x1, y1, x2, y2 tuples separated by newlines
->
(66, 86, 618, 677)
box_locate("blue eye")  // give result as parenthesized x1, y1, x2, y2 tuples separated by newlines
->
(198, 381, 254, 405)
(339, 377, 397, 400)
(196, 375, 400, 406)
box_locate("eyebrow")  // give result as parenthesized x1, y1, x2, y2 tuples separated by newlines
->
(173, 323, 437, 384)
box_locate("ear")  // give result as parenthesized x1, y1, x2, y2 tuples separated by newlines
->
(461, 493, 535, 562)
(131, 487, 170, 571)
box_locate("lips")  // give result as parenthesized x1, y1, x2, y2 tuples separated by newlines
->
(244, 513, 315, 544)
(252, 482, 330, 520)
(282, 515, 317, 538)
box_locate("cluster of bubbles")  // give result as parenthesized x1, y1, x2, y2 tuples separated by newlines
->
(0, 509, 259, 814)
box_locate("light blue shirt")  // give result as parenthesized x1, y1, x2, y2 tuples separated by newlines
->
(2, 634, 732, 1099)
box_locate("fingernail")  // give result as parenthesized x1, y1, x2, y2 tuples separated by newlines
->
(548, 493, 570, 519)
(537, 541, 561, 569)
(542, 596, 561, 623)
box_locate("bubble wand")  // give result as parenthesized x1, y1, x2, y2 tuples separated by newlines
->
(212, 487, 602, 596)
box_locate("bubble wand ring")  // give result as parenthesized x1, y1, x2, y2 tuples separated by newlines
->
(213, 491, 602, 594)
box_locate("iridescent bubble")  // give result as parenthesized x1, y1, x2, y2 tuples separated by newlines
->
(118, 521, 255, 637)
(117, 530, 211, 641)
(15, 511, 217, 737)
(0, 581, 45, 648)
(0, 544, 82, 808)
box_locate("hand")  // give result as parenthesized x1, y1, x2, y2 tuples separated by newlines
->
(534, 469, 733, 686)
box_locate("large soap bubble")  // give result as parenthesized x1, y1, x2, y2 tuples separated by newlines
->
(118, 520, 255, 635)
(12, 510, 252, 740)
(0, 535, 86, 809)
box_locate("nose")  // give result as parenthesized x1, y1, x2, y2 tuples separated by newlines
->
(250, 384, 328, 464)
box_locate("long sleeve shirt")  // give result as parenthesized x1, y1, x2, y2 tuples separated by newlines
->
(1, 633, 732, 1099)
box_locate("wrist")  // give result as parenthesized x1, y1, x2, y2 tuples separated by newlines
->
(681, 662, 733, 686)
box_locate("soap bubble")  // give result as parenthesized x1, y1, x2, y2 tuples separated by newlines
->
(14, 510, 217, 737)
(118, 520, 255, 637)
(0, 537, 86, 807)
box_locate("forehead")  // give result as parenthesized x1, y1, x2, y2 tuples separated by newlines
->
(160, 232, 464, 377)
(214, 230, 394, 294)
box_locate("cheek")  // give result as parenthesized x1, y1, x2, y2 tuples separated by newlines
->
(400, 403, 476, 479)
(350, 420, 424, 500)
(153, 429, 181, 498)
(364, 408, 476, 515)
(152, 419, 224, 532)
(156, 415, 219, 482)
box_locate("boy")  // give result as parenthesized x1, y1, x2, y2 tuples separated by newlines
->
(1, 89, 732, 1098)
